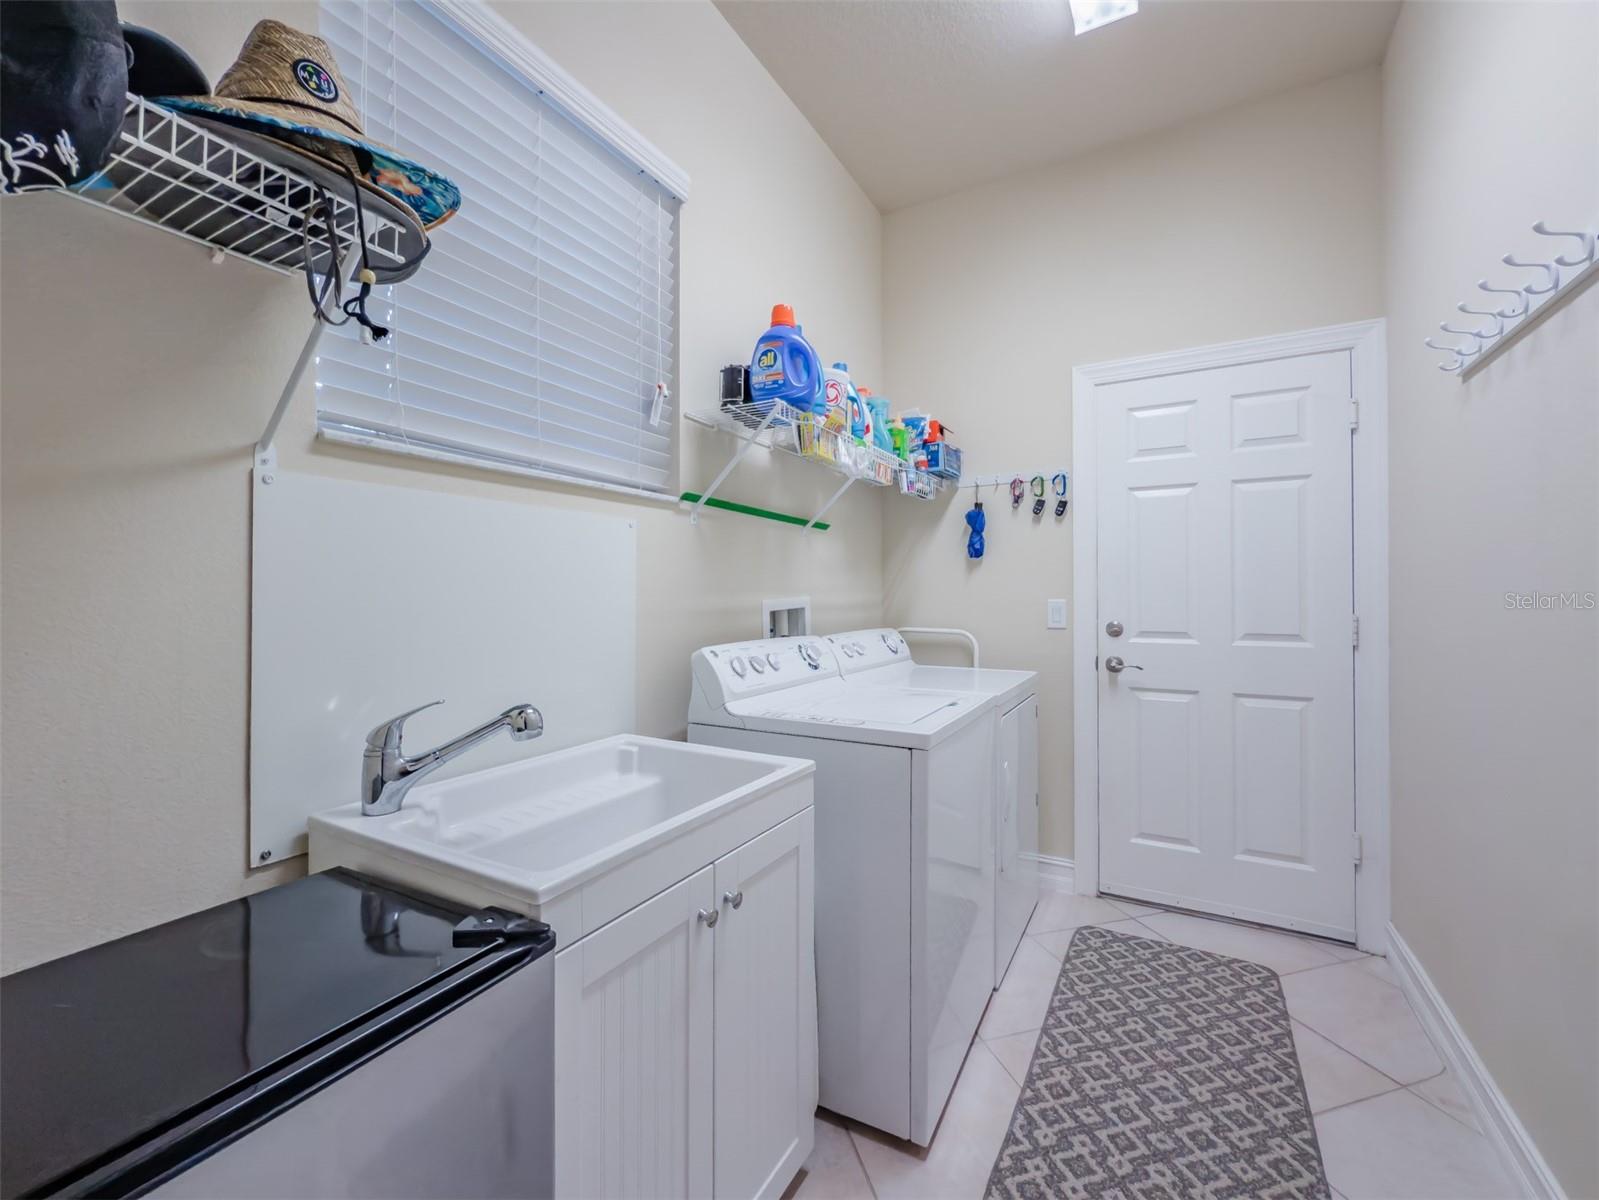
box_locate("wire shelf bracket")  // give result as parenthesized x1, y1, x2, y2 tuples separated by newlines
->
(684, 398, 948, 531)
(57, 95, 413, 460)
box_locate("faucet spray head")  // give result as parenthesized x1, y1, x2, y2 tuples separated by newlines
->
(504, 704, 544, 741)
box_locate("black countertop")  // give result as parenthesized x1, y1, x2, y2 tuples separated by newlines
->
(0, 868, 529, 1198)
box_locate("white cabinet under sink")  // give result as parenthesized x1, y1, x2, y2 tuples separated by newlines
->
(713, 813, 817, 1199)
(553, 866, 715, 1198)
(309, 735, 818, 1200)
(553, 809, 816, 1200)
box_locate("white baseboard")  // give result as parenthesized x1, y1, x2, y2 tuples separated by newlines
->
(1385, 923, 1566, 1200)
(1023, 853, 1074, 892)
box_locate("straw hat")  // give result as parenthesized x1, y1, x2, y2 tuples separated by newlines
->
(154, 19, 459, 230)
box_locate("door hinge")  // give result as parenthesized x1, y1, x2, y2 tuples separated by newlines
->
(1349, 398, 1360, 430)
(1352, 832, 1364, 866)
(1351, 614, 1360, 648)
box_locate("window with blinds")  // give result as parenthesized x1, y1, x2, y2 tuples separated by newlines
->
(316, 0, 679, 494)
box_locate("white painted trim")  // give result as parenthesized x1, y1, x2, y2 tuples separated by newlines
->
(1070, 319, 1391, 951)
(316, 426, 682, 506)
(1022, 852, 1075, 892)
(1386, 923, 1567, 1200)
(427, 0, 691, 200)
(1349, 322, 1391, 953)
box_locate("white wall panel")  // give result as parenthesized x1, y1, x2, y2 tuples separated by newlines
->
(250, 470, 635, 864)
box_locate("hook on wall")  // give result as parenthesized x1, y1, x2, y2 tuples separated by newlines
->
(1423, 336, 1467, 372)
(1438, 322, 1488, 351)
(1476, 278, 1527, 319)
(1532, 221, 1597, 268)
(1501, 252, 1559, 295)
(1425, 216, 1599, 382)
(1454, 303, 1504, 338)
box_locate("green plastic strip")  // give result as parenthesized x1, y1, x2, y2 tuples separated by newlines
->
(679, 492, 830, 531)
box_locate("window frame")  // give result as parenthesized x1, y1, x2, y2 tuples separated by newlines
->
(314, 0, 690, 503)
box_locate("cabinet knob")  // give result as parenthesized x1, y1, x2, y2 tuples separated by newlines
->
(698, 907, 718, 927)
(723, 889, 744, 910)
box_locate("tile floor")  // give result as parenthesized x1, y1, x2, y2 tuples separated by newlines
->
(788, 887, 1520, 1200)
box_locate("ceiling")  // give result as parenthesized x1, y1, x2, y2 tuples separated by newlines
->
(716, 0, 1400, 211)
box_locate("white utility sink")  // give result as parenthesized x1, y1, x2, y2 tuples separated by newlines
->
(309, 734, 814, 939)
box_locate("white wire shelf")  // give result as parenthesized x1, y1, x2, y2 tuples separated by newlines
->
(64, 94, 413, 277)
(44, 95, 422, 460)
(685, 397, 952, 529)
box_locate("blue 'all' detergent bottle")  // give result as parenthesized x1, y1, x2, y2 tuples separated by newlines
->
(750, 304, 824, 417)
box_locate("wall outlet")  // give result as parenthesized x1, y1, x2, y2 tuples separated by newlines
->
(1046, 598, 1068, 629)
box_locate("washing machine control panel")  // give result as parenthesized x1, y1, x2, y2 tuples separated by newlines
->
(826, 629, 910, 675)
(691, 636, 841, 706)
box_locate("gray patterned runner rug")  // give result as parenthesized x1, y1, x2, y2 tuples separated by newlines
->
(986, 926, 1330, 1200)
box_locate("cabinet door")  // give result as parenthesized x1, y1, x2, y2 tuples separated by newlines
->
(713, 810, 817, 1200)
(555, 867, 716, 1200)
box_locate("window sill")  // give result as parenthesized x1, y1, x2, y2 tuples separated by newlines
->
(316, 425, 680, 507)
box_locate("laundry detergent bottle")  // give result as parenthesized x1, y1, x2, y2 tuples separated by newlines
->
(824, 363, 867, 438)
(750, 305, 823, 415)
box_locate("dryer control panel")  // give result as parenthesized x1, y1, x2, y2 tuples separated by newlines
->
(826, 628, 910, 675)
(690, 636, 841, 710)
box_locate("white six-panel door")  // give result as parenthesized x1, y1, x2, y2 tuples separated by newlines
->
(1096, 350, 1357, 939)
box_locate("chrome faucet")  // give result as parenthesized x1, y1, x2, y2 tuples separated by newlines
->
(362, 700, 543, 817)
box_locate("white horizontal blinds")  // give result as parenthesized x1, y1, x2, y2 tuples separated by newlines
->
(316, 0, 679, 492)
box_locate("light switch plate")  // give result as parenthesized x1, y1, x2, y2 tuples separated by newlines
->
(1047, 598, 1068, 629)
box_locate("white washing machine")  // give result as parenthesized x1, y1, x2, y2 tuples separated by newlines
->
(826, 630, 1040, 989)
(688, 636, 993, 1147)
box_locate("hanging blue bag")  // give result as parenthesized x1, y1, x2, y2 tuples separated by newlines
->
(965, 502, 986, 559)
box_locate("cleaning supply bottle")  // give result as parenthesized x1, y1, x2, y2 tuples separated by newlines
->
(750, 305, 823, 416)
(864, 392, 893, 452)
(823, 362, 865, 434)
(857, 386, 879, 445)
(900, 413, 930, 470)
(889, 419, 910, 461)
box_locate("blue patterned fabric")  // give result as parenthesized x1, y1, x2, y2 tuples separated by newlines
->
(151, 97, 460, 228)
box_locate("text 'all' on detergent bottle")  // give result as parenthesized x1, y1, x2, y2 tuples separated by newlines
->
(750, 304, 824, 417)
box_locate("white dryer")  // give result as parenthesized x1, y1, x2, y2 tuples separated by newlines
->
(688, 636, 993, 1147)
(826, 631, 1040, 988)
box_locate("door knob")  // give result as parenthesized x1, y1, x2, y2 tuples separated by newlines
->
(1104, 656, 1143, 674)
(723, 889, 743, 910)
(698, 908, 719, 927)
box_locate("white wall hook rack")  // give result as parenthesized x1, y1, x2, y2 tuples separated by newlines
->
(968, 470, 1069, 491)
(58, 95, 414, 459)
(965, 470, 1070, 517)
(1428, 217, 1599, 379)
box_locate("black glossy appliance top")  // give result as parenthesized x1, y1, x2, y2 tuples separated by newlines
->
(0, 867, 549, 1198)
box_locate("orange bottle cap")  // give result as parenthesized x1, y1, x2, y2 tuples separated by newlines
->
(769, 304, 795, 327)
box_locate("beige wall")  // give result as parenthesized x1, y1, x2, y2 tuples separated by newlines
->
(1382, 3, 1599, 1194)
(880, 69, 1384, 860)
(0, 0, 884, 973)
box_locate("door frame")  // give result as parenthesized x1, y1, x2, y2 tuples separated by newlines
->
(1070, 319, 1390, 952)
